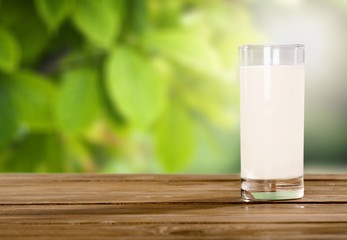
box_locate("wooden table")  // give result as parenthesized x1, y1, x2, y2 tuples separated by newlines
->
(0, 174, 346, 239)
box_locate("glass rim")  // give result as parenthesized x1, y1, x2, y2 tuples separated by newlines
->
(239, 44, 304, 50)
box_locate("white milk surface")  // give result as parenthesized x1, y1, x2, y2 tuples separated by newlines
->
(240, 65, 304, 179)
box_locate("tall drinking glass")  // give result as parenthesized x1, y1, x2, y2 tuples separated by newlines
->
(239, 45, 305, 201)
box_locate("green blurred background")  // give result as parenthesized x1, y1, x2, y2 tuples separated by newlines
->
(0, 0, 345, 173)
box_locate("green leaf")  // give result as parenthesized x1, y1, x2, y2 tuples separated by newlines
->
(98, 70, 127, 127)
(130, 0, 150, 35)
(0, 0, 48, 64)
(178, 74, 237, 129)
(105, 47, 167, 128)
(0, 79, 18, 148)
(1, 133, 65, 172)
(56, 68, 99, 134)
(35, 0, 73, 32)
(155, 102, 195, 172)
(149, 0, 182, 28)
(0, 27, 20, 73)
(12, 16, 47, 64)
(144, 30, 221, 76)
(39, 133, 65, 172)
(8, 71, 56, 130)
(72, 0, 124, 48)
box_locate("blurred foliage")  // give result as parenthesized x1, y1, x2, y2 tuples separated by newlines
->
(0, 0, 260, 173)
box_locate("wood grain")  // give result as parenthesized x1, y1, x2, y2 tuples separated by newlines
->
(0, 174, 346, 239)
(0, 174, 346, 204)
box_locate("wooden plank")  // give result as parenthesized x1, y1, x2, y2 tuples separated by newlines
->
(0, 223, 346, 240)
(0, 175, 346, 204)
(0, 174, 240, 182)
(303, 174, 347, 181)
(0, 174, 346, 183)
(2, 203, 347, 216)
(0, 204, 347, 223)
(0, 174, 346, 239)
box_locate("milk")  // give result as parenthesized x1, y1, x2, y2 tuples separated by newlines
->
(240, 65, 304, 180)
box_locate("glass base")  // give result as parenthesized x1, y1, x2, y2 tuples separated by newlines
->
(241, 176, 304, 201)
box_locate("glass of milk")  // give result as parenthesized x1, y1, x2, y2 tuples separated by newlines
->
(239, 45, 305, 201)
